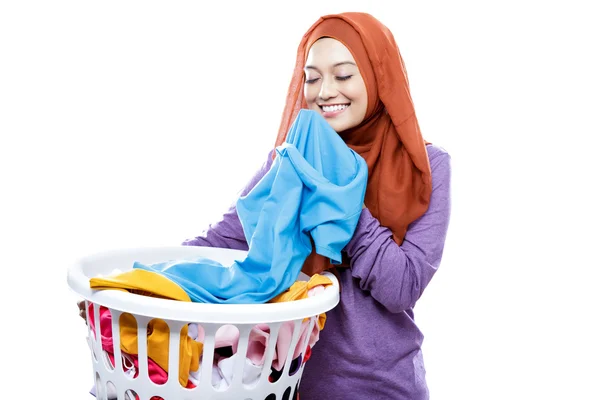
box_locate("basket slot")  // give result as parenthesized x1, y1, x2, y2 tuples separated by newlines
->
(106, 381, 116, 399)
(166, 320, 186, 388)
(282, 319, 303, 378)
(230, 324, 252, 387)
(92, 301, 102, 362)
(124, 389, 137, 400)
(135, 315, 151, 382)
(85, 301, 97, 363)
(295, 316, 316, 376)
(199, 323, 218, 389)
(110, 309, 123, 374)
(94, 372, 102, 399)
(260, 321, 281, 384)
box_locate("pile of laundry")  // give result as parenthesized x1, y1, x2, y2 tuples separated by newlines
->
(87, 275, 331, 400)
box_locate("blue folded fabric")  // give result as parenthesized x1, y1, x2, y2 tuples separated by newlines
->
(134, 109, 368, 303)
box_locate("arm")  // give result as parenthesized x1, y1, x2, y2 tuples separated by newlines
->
(343, 147, 452, 313)
(181, 150, 274, 250)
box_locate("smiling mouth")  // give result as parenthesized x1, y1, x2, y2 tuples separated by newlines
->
(320, 104, 350, 113)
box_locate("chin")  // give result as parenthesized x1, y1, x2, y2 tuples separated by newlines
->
(325, 122, 342, 132)
(328, 121, 352, 133)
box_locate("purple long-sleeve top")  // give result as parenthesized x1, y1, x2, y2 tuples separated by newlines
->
(182, 143, 451, 400)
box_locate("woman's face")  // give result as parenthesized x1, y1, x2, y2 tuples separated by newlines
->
(304, 38, 368, 132)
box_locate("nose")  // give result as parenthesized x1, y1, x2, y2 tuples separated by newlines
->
(318, 78, 337, 101)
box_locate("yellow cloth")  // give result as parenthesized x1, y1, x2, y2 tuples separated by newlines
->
(90, 269, 200, 385)
(89, 269, 191, 301)
(269, 274, 332, 330)
(118, 314, 202, 387)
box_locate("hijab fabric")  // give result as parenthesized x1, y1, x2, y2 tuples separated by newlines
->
(273, 12, 432, 275)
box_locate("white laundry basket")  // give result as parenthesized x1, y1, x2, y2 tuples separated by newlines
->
(67, 246, 340, 400)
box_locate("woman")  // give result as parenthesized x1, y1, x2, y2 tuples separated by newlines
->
(182, 12, 451, 400)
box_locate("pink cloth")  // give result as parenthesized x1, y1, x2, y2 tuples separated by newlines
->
(270, 317, 320, 370)
(87, 303, 190, 387)
(189, 316, 320, 370)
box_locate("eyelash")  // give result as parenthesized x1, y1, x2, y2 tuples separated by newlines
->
(305, 75, 353, 84)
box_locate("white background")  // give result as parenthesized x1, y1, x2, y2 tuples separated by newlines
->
(1, 1, 599, 398)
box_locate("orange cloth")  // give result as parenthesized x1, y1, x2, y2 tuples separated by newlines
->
(273, 12, 432, 275)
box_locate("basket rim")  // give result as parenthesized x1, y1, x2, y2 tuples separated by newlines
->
(67, 245, 340, 324)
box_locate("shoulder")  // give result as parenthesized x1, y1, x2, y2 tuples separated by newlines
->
(426, 143, 450, 163)
(426, 143, 451, 172)
(425, 143, 451, 194)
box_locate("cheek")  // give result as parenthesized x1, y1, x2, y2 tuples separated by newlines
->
(303, 85, 319, 107)
(349, 83, 368, 116)
(348, 82, 368, 104)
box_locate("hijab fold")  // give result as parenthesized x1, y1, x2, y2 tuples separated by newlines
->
(273, 13, 432, 276)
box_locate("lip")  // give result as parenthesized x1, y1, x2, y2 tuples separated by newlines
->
(319, 104, 350, 119)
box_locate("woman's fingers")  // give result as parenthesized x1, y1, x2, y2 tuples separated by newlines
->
(77, 300, 87, 322)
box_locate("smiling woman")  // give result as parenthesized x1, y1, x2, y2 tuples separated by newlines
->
(182, 11, 452, 400)
(303, 38, 368, 132)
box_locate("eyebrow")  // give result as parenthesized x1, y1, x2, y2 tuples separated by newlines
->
(304, 61, 357, 70)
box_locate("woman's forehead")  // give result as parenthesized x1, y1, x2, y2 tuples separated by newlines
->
(304, 38, 356, 69)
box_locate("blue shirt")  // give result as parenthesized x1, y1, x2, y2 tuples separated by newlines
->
(134, 109, 368, 303)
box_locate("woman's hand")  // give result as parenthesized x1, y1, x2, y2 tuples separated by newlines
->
(77, 300, 87, 323)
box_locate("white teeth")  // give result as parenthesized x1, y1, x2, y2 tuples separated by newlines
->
(322, 104, 349, 112)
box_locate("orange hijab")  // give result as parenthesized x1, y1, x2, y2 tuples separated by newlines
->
(273, 12, 432, 275)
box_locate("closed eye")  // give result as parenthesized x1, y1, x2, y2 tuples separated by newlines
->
(305, 75, 352, 84)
